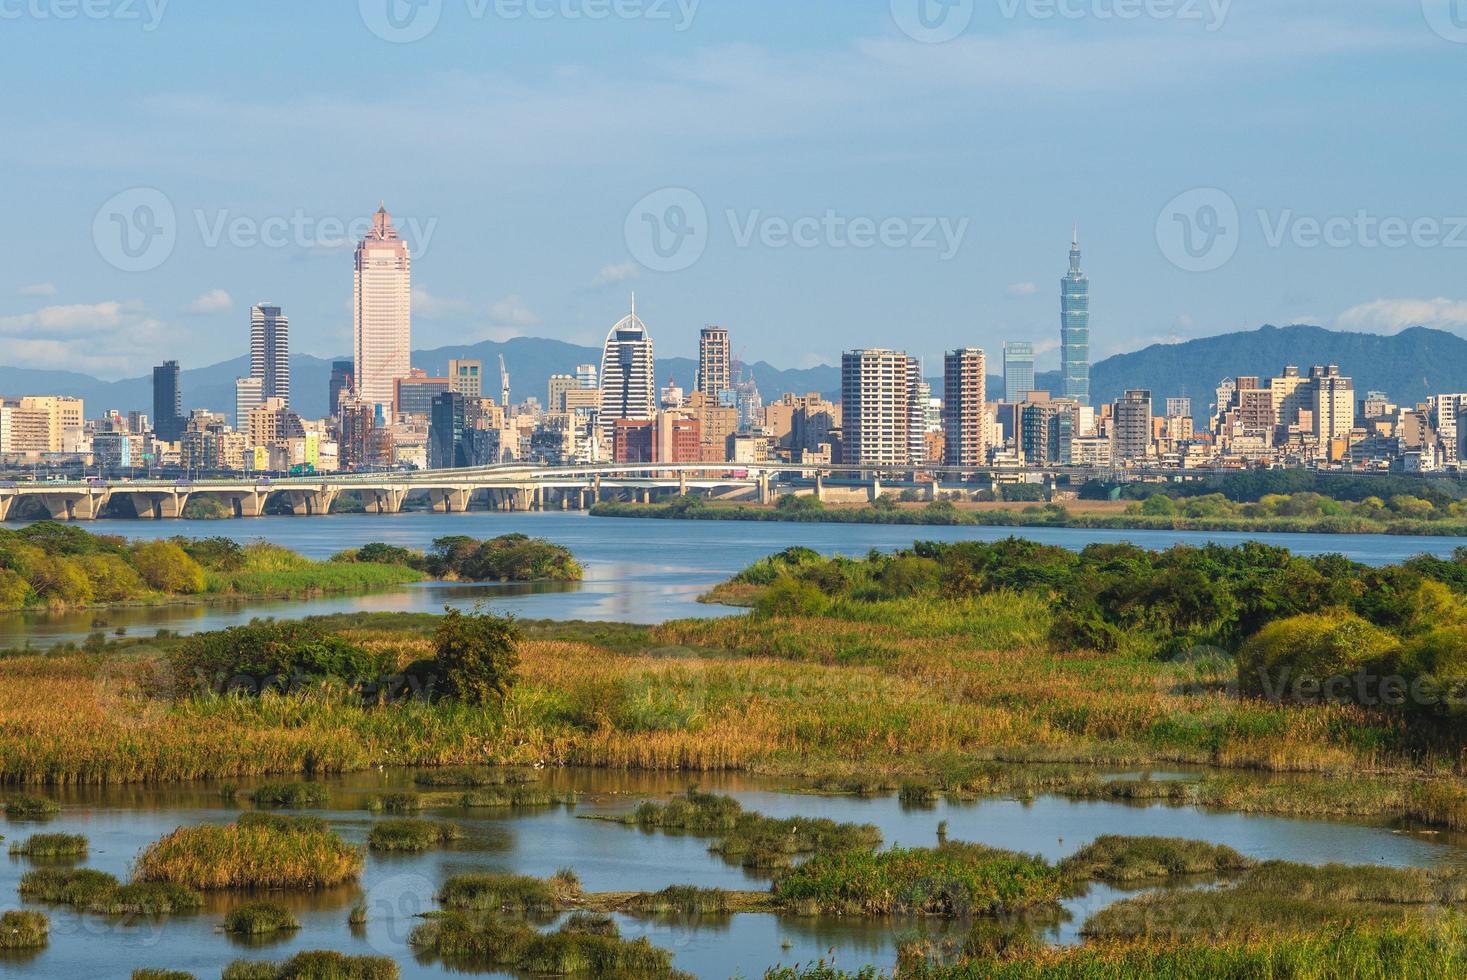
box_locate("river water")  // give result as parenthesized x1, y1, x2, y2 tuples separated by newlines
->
(4, 512, 1466, 649)
(3, 768, 1463, 980)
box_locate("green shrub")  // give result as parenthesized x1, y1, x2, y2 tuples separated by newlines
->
(755, 576, 830, 618)
(224, 901, 301, 935)
(426, 534, 581, 582)
(1237, 612, 1398, 699)
(168, 620, 389, 695)
(432, 607, 520, 706)
(130, 540, 206, 594)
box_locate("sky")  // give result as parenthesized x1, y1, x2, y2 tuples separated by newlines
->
(2, 0, 1466, 380)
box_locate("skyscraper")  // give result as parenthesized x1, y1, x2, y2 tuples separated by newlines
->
(152, 360, 184, 443)
(841, 348, 921, 467)
(1003, 342, 1035, 403)
(329, 360, 354, 415)
(599, 296, 656, 444)
(354, 203, 412, 411)
(697, 326, 731, 402)
(250, 304, 290, 407)
(943, 348, 987, 467)
(1061, 227, 1090, 405)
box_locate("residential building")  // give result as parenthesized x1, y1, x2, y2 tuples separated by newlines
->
(1113, 389, 1154, 462)
(328, 360, 354, 415)
(942, 347, 987, 467)
(697, 326, 731, 402)
(1061, 228, 1090, 404)
(353, 203, 412, 410)
(684, 390, 738, 462)
(234, 377, 264, 430)
(841, 348, 922, 467)
(249, 304, 290, 406)
(547, 374, 577, 413)
(575, 363, 598, 389)
(1311, 365, 1355, 442)
(1017, 392, 1075, 466)
(394, 370, 451, 419)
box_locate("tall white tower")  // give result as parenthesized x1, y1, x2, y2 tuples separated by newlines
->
(353, 203, 412, 412)
(599, 294, 656, 444)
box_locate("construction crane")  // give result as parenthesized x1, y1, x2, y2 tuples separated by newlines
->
(498, 354, 510, 409)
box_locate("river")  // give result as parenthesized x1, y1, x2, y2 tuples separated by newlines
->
(5, 512, 1467, 648)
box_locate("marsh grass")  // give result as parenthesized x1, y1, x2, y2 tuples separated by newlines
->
(8, 832, 87, 857)
(364, 792, 421, 813)
(0, 909, 47, 949)
(437, 869, 582, 914)
(414, 767, 537, 788)
(133, 822, 361, 890)
(409, 911, 687, 978)
(366, 819, 462, 852)
(456, 787, 576, 809)
(235, 813, 329, 834)
(772, 841, 1068, 917)
(623, 790, 881, 871)
(132, 971, 195, 980)
(622, 885, 733, 915)
(249, 783, 329, 809)
(16, 868, 201, 914)
(561, 911, 618, 936)
(1058, 836, 1254, 882)
(3, 795, 59, 818)
(220, 951, 398, 979)
(223, 901, 300, 935)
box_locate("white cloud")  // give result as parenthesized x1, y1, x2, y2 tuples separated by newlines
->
(1335, 298, 1467, 333)
(413, 288, 475, 319)
(488, 294, 539, 328)
(591, 262, 639, 288)
(18, 282, 57, 298)
(0, 300, 167, 375)
(185, 288, 232, 314)
(1006, 282, 1038, 298)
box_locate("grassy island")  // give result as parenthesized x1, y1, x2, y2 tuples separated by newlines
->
(0, 524, 581, 612)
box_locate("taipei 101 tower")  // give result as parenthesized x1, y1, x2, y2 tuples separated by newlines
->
(1061, 227, 1090, 405)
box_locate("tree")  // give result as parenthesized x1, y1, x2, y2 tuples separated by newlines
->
(433, 607, 521, 706)
(131, 540, 206, 594)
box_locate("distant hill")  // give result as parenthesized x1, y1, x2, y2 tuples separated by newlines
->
(0, 337, 840, 421)
(5, 324, 1466, 423)
(1083, 325, 1467, 420)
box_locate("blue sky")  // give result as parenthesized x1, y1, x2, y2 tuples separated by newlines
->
(2, 0, 1465, 379)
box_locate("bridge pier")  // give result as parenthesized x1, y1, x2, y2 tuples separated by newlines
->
(133, 491, 191, 520)
(366, 488, 406, 515)
(227, 491, 267, 517)
(757, 473, 772, 506)
(429, 489, 471, 514)
(0, 494, 11, 522)
(814, 471, 826, 503)
(869, 478, 882, 503)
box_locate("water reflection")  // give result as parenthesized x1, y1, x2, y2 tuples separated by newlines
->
(2, 767, 1463, 979)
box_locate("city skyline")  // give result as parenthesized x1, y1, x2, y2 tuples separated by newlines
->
(4, 4, 1465, 379)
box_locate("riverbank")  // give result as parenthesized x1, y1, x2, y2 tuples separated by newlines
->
(590, 496, 1467, 537)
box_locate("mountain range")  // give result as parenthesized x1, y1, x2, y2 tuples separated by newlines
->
(3, 325, 1465, 423)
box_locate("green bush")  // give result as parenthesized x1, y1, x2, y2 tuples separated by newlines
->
(130, 540, 206, 593)
(432, 607, 520, 706)
(755, 576, 829, 618)
(427, 534, 582, 582)
(1237, 612, 1398, 699)
(167, 620, 390, 694)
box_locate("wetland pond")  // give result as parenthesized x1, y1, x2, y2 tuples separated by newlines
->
(2, 767, 1463, 979)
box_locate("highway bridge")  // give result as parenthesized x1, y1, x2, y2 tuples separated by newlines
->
(0, 461, 1317, 521)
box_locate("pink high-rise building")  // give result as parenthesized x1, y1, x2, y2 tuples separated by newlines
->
(354, 203, 412, 412)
